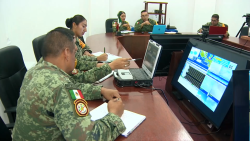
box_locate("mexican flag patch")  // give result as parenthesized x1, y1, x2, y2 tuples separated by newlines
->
(137, 22, 139, 24)
(69, 90, 84, 100)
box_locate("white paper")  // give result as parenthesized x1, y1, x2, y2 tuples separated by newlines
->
(95, 71, 114, 83)
(90, 103, 146, 137)
(92, 52, 122, 62)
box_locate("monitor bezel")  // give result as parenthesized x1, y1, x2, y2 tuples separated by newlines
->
(172, 38, 250, 128)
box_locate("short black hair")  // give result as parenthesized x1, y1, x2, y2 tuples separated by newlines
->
(65, 15, 86, 29)
(42, 27, 75, 58)
(141, 10, 147, 14)
(212, 14, 219, 20)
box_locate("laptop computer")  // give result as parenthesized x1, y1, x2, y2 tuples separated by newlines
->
(209, 26, 228, 35)
(148, 25, 166, 34)
(114, 40, 162, 87)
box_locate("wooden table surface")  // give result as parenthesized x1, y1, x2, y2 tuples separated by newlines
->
(86, 33, 193, 141)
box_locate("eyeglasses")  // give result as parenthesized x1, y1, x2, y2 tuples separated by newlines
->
(141, 14, 149, 17)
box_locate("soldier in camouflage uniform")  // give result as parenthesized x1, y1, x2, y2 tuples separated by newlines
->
(12, 27, 126, 141)
(134, 10, 158, 32)
(198, 14, 229, 37)
(112, 11, 131, 32)
(66, 15, 108, 70)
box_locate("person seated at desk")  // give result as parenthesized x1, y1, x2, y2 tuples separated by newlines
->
(198, 14, 229, 37)
(12, 27, 126, 141)
(66, 15, 108, 70)
(112, 11, 131, 32)
(66, 15, 131, 83)
(134, 10, 158, 32)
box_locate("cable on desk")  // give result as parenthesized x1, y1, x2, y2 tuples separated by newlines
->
(188, 128, 221, 135)
(136, 84, 169, 105)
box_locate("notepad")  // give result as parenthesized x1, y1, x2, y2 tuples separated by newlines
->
(121, 30, 135, 34)
(90, 103, 146, 137)
(95, 71, 114, 83)
(92, 52, 122, 62)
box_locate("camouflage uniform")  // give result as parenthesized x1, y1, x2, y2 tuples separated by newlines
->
(112, 20, 131, 32)
(134, 18, 158, 32)
(71, 63, 112, 83)
(75, 37, 98, 71)
(198, 22, 229, 35)
(12, 58, 126, 141)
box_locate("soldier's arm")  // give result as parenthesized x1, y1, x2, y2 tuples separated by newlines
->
(82, 44, 92, 54)
(143, 21, 154, 32)
(54, 87, 126, 141)
(112, 21, 117, 32)
(198, 22, 210, 33)
(71, 64, 112, 83)
(134, 21, 142, 32)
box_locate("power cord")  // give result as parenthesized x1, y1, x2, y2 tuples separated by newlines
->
(136, 84, 169, 105)
(178, 107, 221, 135)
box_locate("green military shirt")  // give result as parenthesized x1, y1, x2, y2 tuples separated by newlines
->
(134, 18, 158, 32)
(71, 63, 112, 83)
(112, 21, 131, 32)
(12, 58, 126, 141)
(75, 37, 98, 71)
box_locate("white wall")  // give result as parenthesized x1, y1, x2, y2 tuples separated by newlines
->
(0, 0, 249, 124)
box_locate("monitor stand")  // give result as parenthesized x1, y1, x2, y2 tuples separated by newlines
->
(172, 91, 183, 100)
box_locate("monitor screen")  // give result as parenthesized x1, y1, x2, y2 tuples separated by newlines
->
(150, 34, 223, 76)
(178, 47, 237, 112)
(172, 38, 250, 128)
(233, 70, 250, 141)
(142, 40, 162, 79)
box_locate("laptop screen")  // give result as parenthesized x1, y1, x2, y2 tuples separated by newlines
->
(142, 40, 162, 78)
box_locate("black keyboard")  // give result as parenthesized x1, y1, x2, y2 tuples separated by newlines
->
(129, 69, 149, 80)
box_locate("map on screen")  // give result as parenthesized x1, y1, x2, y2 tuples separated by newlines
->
(178, 47, 237, 112)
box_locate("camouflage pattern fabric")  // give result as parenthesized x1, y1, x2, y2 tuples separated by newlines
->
(12, 58, 126, 141)
(112, 20, 131, 32)
(134, 18, 158, 32)
(75, 38, 98, 71)
(71, 63, 112, 83)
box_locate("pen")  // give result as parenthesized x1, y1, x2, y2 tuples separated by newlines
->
(129, 58, 142, 61)
(104, 47, 105, 53)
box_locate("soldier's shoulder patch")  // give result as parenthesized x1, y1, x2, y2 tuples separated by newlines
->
(74, 99, 89, 116)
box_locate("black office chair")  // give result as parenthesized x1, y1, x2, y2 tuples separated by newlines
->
(0, 117, 12, 141)
(0, 46, 27, 123)
(105, 18, 118, 33)
(239, 26, 248, 38)
(32, 34, 46, 62)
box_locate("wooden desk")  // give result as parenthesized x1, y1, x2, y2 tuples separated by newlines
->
(222, 37, 249, 50)
(86, 33, 193, 141)
(241, 36, 250, 41)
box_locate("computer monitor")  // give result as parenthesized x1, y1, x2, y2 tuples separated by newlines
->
(233, 70, 249, 141)
(172, 38, 250, 128)
(150, 34, 224, 76)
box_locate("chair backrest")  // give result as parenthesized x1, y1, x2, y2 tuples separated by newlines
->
(0, 46, 27, 121)
(105, 18, 118, 33)
(240, 26, 248, 37)
(32, 34, 46, 62)
(0, 117, 12, 141)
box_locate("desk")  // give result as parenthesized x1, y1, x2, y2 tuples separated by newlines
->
(241, 36, 250, 41)
(86, 33, 193, 141)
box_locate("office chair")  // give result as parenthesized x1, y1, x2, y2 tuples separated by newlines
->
(0, 46, 27, 123)
(239, 26, 248, 38)
(0, 117, 12, 141)
(105, 18, 118, 33)
(32, 34, 46, 62)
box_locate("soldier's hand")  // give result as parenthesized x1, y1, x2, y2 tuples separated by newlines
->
(97, 53, 108, 61)
(108, 98, 124, 117)
(144, 21, 151, 25)
(199, 29, 203, 33)
(101, 88, 121, 100)
(123, 24, 129, 27)
(109, 58, 131, 70)
(83, 51, 91, 56)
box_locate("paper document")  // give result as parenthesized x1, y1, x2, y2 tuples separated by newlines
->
(92, 52, 122, 62)
(121, 30, 135, 34)
(95, 71, 114, 83)
(90, 103, 146, 137)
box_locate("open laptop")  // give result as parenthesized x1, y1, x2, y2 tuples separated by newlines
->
(209, 26, 228, 35)
(114, 40, 162, 87)
(148, 25, 166, 34)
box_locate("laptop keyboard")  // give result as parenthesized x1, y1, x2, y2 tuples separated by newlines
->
(129, 69, 149, 80)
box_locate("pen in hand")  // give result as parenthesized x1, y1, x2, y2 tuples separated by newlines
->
(104, 47, 105, 53)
